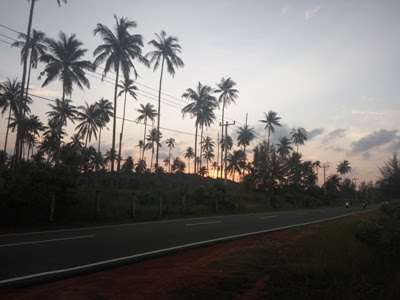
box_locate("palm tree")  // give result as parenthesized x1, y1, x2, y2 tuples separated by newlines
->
(93, 15, 149, 171)
(291, 127, 308, 153)
(40, 32, 92, 101)
(182, 82, 217, 173)
(220, 135, 233, 153)
(145, 128, 162, 171)
(259, 110, 282, 147)
(237, 124, 255, 171)
(0, 78, 24, 153)
(116, 76, 138, 171)
(183, 146, 194, 173)
(337, 160, 351, 182)
(198, 103, 217, 170)
(172, 157, 186, 173)
(104, 148, 117, 171)
(75, 102, 102, 149)
(47, 98, 77, 164)
(215, 77, 239, 177)
(276, 136, 293, 157)
(136, 140, 144, 160)
(95, 98, 113, 153)
(24, 114, 44, 158)
(122, 156, 134, 172)
(16, 0, 67, 163)
(202, 149, 215, 176)
(227, 150, 245, 181)
(135, 103, 158, 160)
(146, 30, 184, 170)
(12, 29, 47, 100)
(166, 137, 175, 172)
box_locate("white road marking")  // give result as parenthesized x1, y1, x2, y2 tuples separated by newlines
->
(0, 208, 377, 286)
(185, 221, 221, 226)
(260, 216, 276, 219)
(0, 235, 95, 248)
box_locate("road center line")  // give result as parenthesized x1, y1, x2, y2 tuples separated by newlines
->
(260, 216, 276, 219)
(185, 221, 221, 226)
(0, 235, 95, 248)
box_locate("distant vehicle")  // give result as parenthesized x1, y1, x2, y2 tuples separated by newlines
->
(345, 201, 349, 209)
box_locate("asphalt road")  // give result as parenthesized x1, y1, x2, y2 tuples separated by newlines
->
(0, 204, 378, 287)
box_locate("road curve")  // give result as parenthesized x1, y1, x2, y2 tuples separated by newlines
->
(0, 205, 378, 287)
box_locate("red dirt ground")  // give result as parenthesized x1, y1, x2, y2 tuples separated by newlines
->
(0, 230, 304, 300)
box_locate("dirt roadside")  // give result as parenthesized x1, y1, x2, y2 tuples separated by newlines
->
(0, 230, 303, 300)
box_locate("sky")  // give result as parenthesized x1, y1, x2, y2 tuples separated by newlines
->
(0, 0, 399, 185)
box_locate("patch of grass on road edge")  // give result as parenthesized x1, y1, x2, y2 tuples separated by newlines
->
(169, 210, 400, 299)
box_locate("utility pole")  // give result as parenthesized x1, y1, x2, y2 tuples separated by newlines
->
(220, 121, 235, 184)
(353, 178, 359, 201)
(322, 164, 329, 195)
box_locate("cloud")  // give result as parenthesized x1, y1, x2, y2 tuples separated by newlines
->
(308, 128, 324, 140)
(362, 152, 371, 160)
(351, 129, 398, 153)
(304, 5, 321, 20)
(387, 136, 400, 152)
(29, 85, 59, 98)
(281, 4, 293, 15)
(359, 96, 375, 104)
(352, 109, 383, 119)
(322, 128, 347, 144)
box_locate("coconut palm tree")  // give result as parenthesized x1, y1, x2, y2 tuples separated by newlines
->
(276, 136, 293, 157)
(104, 148, 117, 171)
(40, 32, 92, 101)
(215, 77, 239, 177)
(0, 78, 25, 153)
(198, 103, 217, 170)
(12, 29, 47, 100)
(135, 103, 157, 161)
(116, 76, 138, 171)
(93, 15, 149, 171)
(17, 0, 67, 163)
(259, 110, 282, 147)
(220, 135, 233, 153)
(172, 157, 186, 173)
(237, 124, 255, 171)
(337, 160, 351, 182)
(95, 98, 113, 153)
(182, 82, 217, 173)
(122, 156, 134, 172)
(165, 137, 175, 172)
(291, 127, 308, 153)
(75, 102, 102, 149)
(183, 146, 194, 173)
(46, 98, 77, 164)
(202, 149, 215, 176)
(23, 114, 44, 158)
(227, 150, 245, 181)
(145, 128, 162, 171)
(146, 30, 184, 170)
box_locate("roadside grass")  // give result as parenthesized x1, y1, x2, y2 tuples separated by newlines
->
(170, 209, 400, 299)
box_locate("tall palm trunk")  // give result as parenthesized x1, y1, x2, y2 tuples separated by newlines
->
(150, 147, 154, 171)
(19, 54, 34, 161)
(97, 127, 102, 153)
(155, 56, 165, 170)
(14, 0, 35, 165)
(117, 90, 128, 171)
(187, 158, 190, 173)
(4, 108, 11, 152)
(111, 60, 120, 172)
(142, 118, 147, 161)
(199, 126, 204, 171)
(220, 100, 226, 178)
(168, 149, 171, 173)
(194, 123, 198, 174)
